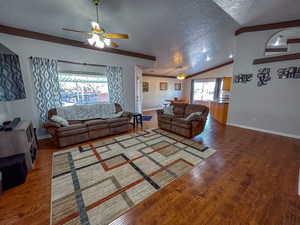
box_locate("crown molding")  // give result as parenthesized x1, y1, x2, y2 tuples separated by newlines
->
(235, 19, 300, 36)
(0, 24, 156, 61)
(142, 73, 178, 79)
(187, 60, 234, 79)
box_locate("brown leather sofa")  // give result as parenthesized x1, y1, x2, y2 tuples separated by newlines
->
(157, 103, 209, 138)
(44, 104, 132, 147)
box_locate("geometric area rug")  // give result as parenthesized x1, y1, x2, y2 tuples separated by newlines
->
(51, 129, 216, 225)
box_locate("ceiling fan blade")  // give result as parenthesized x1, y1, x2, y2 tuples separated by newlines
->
(104, 33, 129, 39)
(110, 41, 119, 48)
(62, 28, 90, 34)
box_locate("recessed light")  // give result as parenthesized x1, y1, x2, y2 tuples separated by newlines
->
(202, 48, 207, 53)
(229, 54, 233, 58)
(206, 56, 211, 61)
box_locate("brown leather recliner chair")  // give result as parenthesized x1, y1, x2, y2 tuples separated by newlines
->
(157, 103, 209, 138)
(44, 103, 132, 148)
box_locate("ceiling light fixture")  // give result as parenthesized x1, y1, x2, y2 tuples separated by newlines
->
(63, 0, 129, 49)
(177, 73, 187, 80)
(202, 48, 207, 53)
(88, 1, 110, 48)
(229, 54, 233, 59)
(206, 56, 211, 61)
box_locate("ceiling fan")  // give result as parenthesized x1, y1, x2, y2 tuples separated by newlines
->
(62, 0, 129, 49)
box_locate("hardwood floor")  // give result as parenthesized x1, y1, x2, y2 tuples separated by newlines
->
(0, 111, 300, 225)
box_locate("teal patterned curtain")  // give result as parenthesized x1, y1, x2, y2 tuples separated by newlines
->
(0, 54, 26, 101)
(31, 57, 62, 121)
(105, 66, 125, 108)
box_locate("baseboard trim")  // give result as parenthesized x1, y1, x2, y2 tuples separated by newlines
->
(227, 123, 300, 140)
(143, 107, 162, 112)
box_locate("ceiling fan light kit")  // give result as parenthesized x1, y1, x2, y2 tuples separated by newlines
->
(62, 0, 129, 49)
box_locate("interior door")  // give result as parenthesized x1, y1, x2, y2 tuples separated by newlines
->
(135, 66, 143, 113)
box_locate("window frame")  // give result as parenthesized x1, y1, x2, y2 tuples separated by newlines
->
(58, 70, 109, 106)
(191, 79, 217, 102)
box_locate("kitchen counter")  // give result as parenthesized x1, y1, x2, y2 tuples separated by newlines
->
(194, 99, 229, 124)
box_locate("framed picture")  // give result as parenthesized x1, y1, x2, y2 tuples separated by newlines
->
(175, 83, 181, 91)
(160, 82, 168, 90)
(143, 82, 149, 92)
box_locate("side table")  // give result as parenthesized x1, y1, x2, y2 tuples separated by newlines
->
(132, 113, 143, 128)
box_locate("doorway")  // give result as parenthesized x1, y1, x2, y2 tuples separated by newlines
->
(135, 66, 143, 113)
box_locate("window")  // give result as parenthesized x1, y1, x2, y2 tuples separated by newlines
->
(192, 80, 216, 101)
(58, 72, 109, 106)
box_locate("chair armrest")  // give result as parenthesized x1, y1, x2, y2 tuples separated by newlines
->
(44, 120, 61, 129)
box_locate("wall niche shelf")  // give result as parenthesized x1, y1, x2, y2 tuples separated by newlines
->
(253, 53, 300, 65)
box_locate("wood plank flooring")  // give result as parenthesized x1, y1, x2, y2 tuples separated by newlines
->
(0, 111, 299, 225)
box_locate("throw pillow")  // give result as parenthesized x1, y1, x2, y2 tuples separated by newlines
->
(51, 115, 69, 127)
(110, 111, 124, 118)
(184, 112, 202, 121)
(163, 105, 174, 115)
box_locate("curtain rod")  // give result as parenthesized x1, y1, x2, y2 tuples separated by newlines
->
(29, 57, 106, 68)
(58, 70, 104, 75)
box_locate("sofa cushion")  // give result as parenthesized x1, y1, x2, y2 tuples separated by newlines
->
(85, 119, 108, 126)
(172, 103, 187, 116)
(158, 120, 172, 131)
(58, 133, 90, 147)
(85, 119, 109, 131)
(172, 118, 192, 129)
(159, 114, 174, 121)
(89, 128, 110, 139)
(51, 115, 69, 127)
(57, 124, 88, 137)
(57, 123, 86, 131)
(107, 117, 129, 128)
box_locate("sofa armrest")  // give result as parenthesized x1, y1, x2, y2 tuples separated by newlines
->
(184, 114, 203, 122)
(157, 109, 164, 115)
(121, 111, 132, 120)
(44, 120, 61, 129)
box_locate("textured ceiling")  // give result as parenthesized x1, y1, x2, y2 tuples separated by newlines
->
(0, 0, 299, 76)
(213, 0, 300, 26)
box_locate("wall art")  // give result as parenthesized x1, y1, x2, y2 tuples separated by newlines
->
(233, 74, 253, 83)
(143, 82, 149, 92)
(174, 83, 181, 91)
(277, 66, 300, 79)
(160, 82, 168, 91)
(257, 68, 271, 87)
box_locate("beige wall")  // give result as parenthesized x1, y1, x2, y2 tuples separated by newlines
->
(228, 29, 300, 139)
(183, 63, 233, 102)
(142, 76, 183, 110)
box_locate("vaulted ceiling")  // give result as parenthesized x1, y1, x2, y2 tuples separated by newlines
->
(0, 0, 300, 76)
